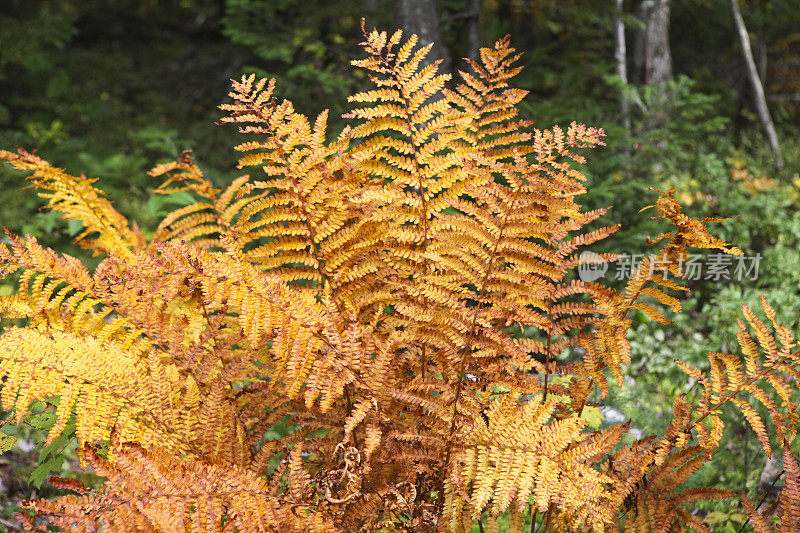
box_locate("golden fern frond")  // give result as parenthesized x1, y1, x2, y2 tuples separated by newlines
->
(0, 232, 147, 351)
(219, 74, 377, 297)
(613, 189, 740, 328)
(444, 392, 617, 532)
(641, 187, 743, 257)
(149, 152, 255, 251)
(0, 148, 145, 258)
(0, 328, 244, 460)
(444, 35, 532, 160)
(22, 442, 338, 532)
(149, 150, 220, 198)
(332, 41, 627, 518)
(345, 21, 474, 258)
(0, 230, 225, 376)
(676, 296, 799, 455)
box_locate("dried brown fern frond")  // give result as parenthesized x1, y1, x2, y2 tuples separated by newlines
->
(20, 441, 338, 532)
(742, 440, 800, 532)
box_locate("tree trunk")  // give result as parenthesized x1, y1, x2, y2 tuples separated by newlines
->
(363, 0, 378, 20)
(633, 0, 672, 137)
(613, 0, 631, 137)
(756, 22, 767, 84)
(759, 453, 783, 496)
(729, 0, 784, 169)
(465, 0, 481, 62)
(633, 0, 672, 85)
(395, 0, 450, 72)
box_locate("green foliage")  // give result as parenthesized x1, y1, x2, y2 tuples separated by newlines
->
(222, 0, 373, 126)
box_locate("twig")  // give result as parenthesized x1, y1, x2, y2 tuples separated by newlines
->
(737, 468, 784, 533)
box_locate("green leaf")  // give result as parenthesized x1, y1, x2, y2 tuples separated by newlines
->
(28, 411, 57, 430)
(26, 418, 77, 488)
(147, 191, 196, 217)
(580, 406, 604, 429)
(45, 69, 70, 99)
(37, 421, 76, 465)
(0, 433, 17, 453)
(29, 454, 65, 488)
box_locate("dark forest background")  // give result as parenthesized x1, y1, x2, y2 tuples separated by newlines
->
(1, 1, 799, 530)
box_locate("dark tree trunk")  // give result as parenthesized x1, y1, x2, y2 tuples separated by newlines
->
(363, 0, 378, 19)
(396, 0, 450, 72)
(465, 0, 481, 61)
(633, 0, 673, 85)
(632, 0, 673, 137)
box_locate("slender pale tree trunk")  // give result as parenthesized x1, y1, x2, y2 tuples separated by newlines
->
(396, 0, 450, 72)
(634, 0, 672, 86)
(728, 0, 784, 169)
(613, 0, 631, 150)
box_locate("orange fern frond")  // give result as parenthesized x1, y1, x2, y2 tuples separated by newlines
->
(22, 442, 339, 532)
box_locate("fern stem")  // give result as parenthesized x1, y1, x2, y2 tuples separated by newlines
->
(540, 502, 554, 532)
(737, 469, 784, 533)
(543, 331, 551, 402)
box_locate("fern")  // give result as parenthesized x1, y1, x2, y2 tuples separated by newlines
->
(1, 21, 799, 533)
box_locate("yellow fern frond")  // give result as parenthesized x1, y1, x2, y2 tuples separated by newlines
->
(149, 153, 260, 251)
(446, 392, 617, 531)
(676, 296, 800, 455)
(0, 148, 145, 258)
(0, 329, 207, 454)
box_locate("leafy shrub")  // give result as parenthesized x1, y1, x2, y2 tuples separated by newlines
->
(0, 23, 799, 532)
